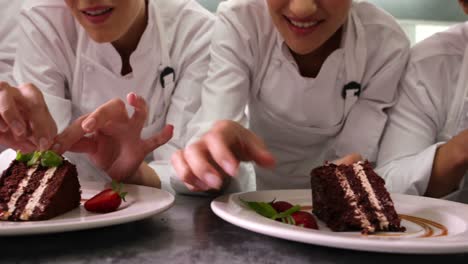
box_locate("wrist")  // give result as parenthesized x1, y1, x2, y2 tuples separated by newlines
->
(123, 162, 161, 188)
(427, 143, 468, 197)
(440, 141, 468, 172)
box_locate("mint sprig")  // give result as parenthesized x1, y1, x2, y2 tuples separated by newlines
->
(241, 199, 302, 221)
(241, 199, 277, 218)
(272, 205, 301, 220)
(16, 150, 63, 168)
(27, 151, 42, 166)
(16, 151, 34, 163)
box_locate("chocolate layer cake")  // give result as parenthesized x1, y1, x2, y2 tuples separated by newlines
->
(0, 155, 81, 221)
(310, 161, 405, 234)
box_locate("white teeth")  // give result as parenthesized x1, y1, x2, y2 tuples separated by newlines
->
(83, 8, 112, 16)
(290, 20, 318, 28)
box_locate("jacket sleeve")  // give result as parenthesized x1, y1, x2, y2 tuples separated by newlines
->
(376, 56, 465, 198)
(13, 5, 75, 133)
(167, 2, 257, 194)
(0, 1, 24, 85)
(147, 3, 215, 192)
(332, 27, 410, 162)
(377, 53, 463, 199)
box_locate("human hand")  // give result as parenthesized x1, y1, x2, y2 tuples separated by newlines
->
(53, 93, 173, 183)
(171, 120, 276, 192)
(0, 82, 57, 152)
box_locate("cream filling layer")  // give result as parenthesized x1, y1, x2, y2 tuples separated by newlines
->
(335, 169, 374, 232)
(353, 163, 390, 229)
(20, 167, 57, 220)
(1, 165, 39, 220)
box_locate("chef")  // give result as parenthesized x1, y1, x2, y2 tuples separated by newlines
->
(1, 0, 214, 189)
(0, 0, 25, 84)
(377, 0, 468, 202)
(171, 0, 410, 192)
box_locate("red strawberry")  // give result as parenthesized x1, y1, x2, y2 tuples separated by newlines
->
(84, 181, 127, 213)
(271, 201, 293, 212)
(291, 211, 318, 229)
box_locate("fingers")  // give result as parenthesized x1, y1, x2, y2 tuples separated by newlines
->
(0, 131, 36, 153)
(240, 129, 276, 168)
(127, 92, 148, 131)
(183, 142, 225, 190)
(18, 83, 57, 150)
(53, 115, 89, 154)
(333, 153, 363, 166)
(203, 131, 240, 177)
(171, 150, 210, 192)
(68, 137, 97, 154)
(143, 124, 174, 153)
(81, 98, 129, 133)
(0, 82, 27, 137)
(211, 120, 276, 170)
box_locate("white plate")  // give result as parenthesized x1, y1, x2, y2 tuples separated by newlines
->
(211, 189, 468, 254)
(0, 181, 175, 236)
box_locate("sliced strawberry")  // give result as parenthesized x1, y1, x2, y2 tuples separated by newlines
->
(271, 201, 293, 213)
(84, 181, 127, 213)
(291, 211, 318, 230)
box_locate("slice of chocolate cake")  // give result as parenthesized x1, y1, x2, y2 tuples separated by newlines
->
(0, 151, 81, 221)
(310, 161, 405, 234)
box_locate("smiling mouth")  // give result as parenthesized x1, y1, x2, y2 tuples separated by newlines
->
(284, 16, 323, 29)
(82, 7, 114, 17)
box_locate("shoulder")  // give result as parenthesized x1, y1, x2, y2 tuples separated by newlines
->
(354, 1, 410, 52)
(20, 0, 78, 43)
(154, 0, 214, 26)
(216, 0, 274, 36)
(22, 0, 71, 17)
(411, 23, 467, 64)
(405, 24, 466, 98)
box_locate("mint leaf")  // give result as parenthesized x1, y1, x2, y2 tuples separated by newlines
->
(27, 151, 42, 166)
(241, 199, 278, 218)
(16, 151, 34, 163)
(272, 205, 301, 220)
(40, 151, 63, 167)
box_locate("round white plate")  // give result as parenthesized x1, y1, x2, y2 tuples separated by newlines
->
(211, 189, 468, 254)
(0, 181, 175, 236)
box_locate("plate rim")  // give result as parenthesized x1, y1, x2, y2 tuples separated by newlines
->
(211, 189, 468, 254)
(0, 181, 175, 236)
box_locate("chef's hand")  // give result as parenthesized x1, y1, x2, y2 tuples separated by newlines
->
(0, 82, 57, 152)
(333, 153, 363, 166)
(428, 129, 468, 198)
(171, 120, 276, 192)
(53, 93, 173, 188)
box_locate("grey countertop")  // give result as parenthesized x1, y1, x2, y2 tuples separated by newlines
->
(1, 195, 467, 264)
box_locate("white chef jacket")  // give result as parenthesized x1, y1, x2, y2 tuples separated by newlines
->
(0, 0, 24, 84)
(13, 0, 214, 191)
(178, 0, 410, 191)
(377, 22, 468, 203)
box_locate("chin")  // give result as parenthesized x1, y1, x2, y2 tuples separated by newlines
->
(286, 41, 320, 56)
(87, 32, 117, 43)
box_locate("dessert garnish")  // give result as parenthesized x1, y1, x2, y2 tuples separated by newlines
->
(84, 180, 127, 213)
(241, 199, 318, 229)
(16, 150, 63, 167)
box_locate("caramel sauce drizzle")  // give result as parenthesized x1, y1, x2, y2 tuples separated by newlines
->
(300, 206, 448, 239)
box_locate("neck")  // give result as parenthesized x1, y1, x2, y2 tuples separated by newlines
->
(112, 1, 148, 75)
(291, 27, 343, 78)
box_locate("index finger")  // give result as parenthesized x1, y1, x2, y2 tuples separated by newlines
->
(82, 98, 129, 133)
(19, 83, 58, 150)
